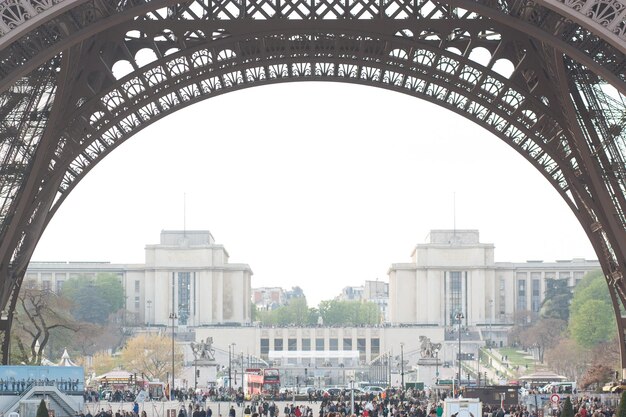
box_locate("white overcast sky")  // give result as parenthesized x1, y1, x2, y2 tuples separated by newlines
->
(32, 82, 596, 306)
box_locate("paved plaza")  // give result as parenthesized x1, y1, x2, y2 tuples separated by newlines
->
(82, 399, 329, 417)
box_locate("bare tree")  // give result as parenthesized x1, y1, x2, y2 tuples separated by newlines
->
(520, 318, 567, 363)
(11, 288, 78, 364)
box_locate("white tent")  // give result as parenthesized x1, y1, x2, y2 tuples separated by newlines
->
(57, 348, 78, 367)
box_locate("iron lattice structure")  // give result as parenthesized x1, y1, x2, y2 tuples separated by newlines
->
(0, 0, 625, 366)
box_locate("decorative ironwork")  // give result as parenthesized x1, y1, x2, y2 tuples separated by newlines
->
(0, 0, 625, 372)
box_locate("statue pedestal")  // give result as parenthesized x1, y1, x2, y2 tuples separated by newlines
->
(194, 360, 218, 388)
(417, 358, 440, 387)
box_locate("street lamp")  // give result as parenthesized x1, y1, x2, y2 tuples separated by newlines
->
(434, 348, 440, 382)
(434, 347, 440, 401)
(488, 299, 493, 347)
(194, 356, 198, 390)
(400, 343, 405, 389)
(228, 342, 236, 391)
(169, 312, 177, 400)
(455, 311, 465, 394)
(350, 379, 355, 415)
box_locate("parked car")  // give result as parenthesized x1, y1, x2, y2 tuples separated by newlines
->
(346, 387, 365, 394)
(364, 386, 385, 393)
(324, 388, 342, 397)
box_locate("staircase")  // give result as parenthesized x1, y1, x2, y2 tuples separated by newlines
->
(2, 383, 79, 417)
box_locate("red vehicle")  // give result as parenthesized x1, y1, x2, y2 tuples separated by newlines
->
(244, 368, 280, 396)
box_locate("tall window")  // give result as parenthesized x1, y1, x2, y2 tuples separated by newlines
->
(329, 339, 338, 351)
(357, 338, 366, 361)
(135, 280, 140, 292)
(274, 339, 283, 351)
(260, 339, 269, 357)
(531, 274, 541, 313)
(302, 339, 311, 351)
(371, 338, 380, 357)
(178, 272, 191, 325)
(574, 271, 585, 286)
(316, 338, 324, 351)
(343, 338, 352, 350)
(449, 271, 462, 323)
(288, 338, 297, 351)
(517, 272, 527, 312)
(499, 278, 506, 320)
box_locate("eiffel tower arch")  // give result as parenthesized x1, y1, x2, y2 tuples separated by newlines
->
(0, 0, 625, 369)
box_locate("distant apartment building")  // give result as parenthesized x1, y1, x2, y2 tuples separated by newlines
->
(364, 280, 389, 322)
(25, 230, 253, 326)
(252, 287, 285, 310)
(338, 286, 364, 301)
(388, 229, 600, 331)
(337, 281, 390, 322)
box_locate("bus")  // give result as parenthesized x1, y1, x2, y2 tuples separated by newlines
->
(244, 368, 280, 396)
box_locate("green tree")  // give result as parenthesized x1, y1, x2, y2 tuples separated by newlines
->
(562, 396, 574, 417)
(251, 303, 258, 322)
(569, 300, 615, 348)
(36, 399, 49, 417)
(569, 270, 611, 314)
(94, 273, 125, 311)
(540, 278, 572, 321)
(568, 270, 616, 348)
(318, 300, 380, 326)
(61, 273, 124, 324)
(618, 391, 626, 417)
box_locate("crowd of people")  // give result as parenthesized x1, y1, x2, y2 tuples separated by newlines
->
(72, 386, 624, 417)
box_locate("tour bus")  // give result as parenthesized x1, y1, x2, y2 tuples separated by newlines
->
(540, 381, 577, 394)
(244, 368, 280, 397)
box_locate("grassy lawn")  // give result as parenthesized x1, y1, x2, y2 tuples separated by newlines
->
(497, 347, 537, 368)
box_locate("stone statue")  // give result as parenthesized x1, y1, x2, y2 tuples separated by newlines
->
(419, 336, 442, 359)
(191, 337, 215, 361)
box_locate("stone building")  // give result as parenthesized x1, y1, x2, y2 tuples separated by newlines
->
(25, 230, 253, 326)
(388, 229, 599, 331)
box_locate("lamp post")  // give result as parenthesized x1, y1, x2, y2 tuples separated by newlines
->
(228, 342, 236, 391)
(455, 311, 464, 394)
(488, 299, 493, 347)
(350, 379, 355, 415)
(387, 351, 392, 387)
(169, 312, 177, 399)
(434, 348, 440, 382)
(400, 343, 405, 389)
(434, 347, 440, 401)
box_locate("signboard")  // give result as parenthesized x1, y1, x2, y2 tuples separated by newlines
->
(550, 394, 560, 404)
(0, 366, 84, 395)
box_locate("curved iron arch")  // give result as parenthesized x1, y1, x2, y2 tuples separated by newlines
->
(0, 0, 624, 93)
(56, 31, 573, 201)
(0, 0, 624, 371)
